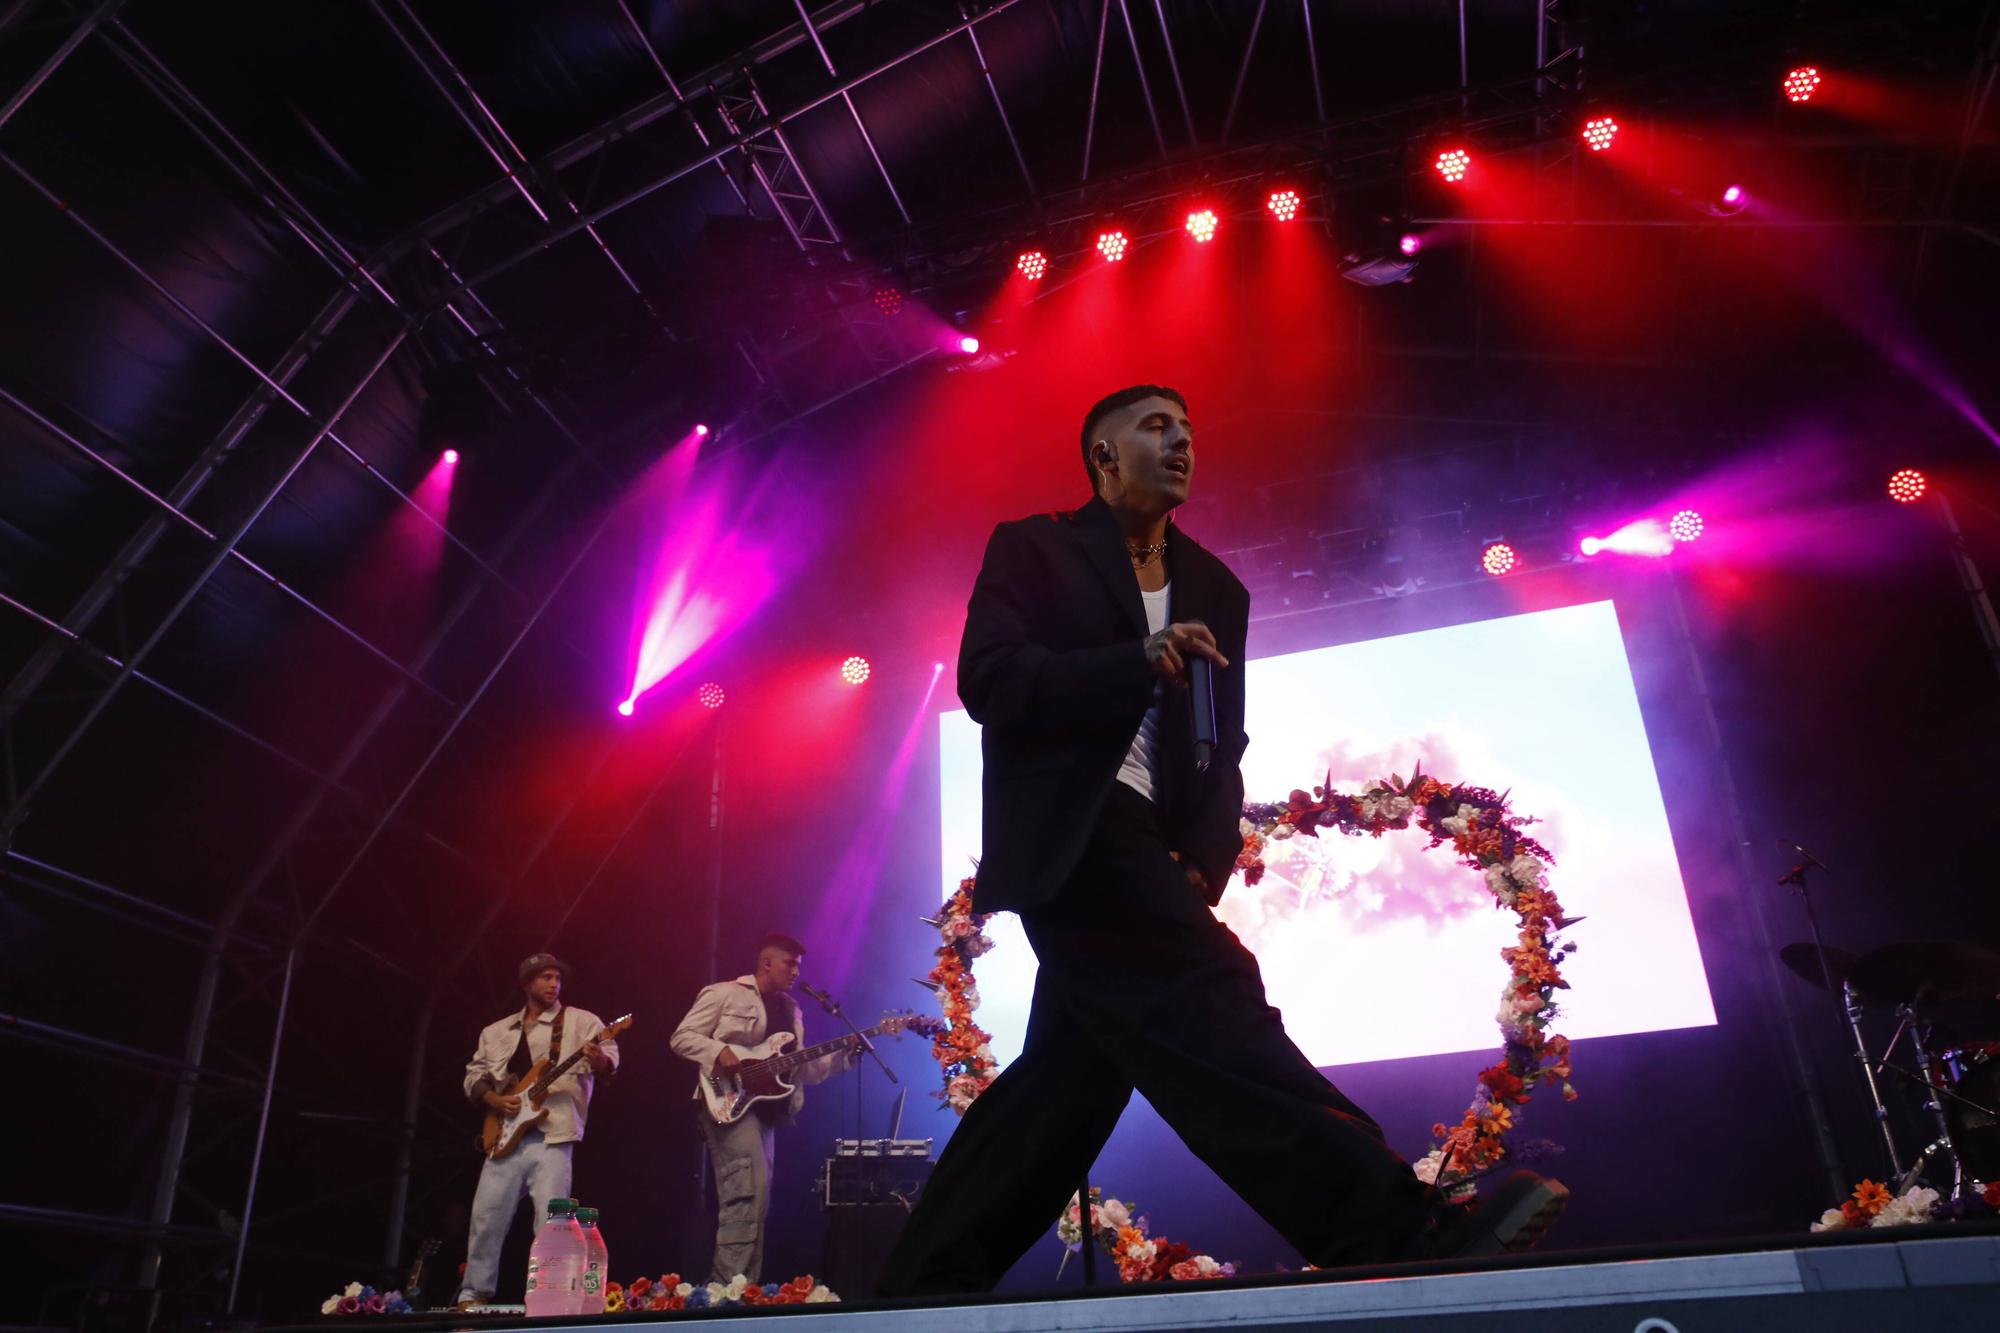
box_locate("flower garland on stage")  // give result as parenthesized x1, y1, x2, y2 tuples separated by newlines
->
(922, 766, 1579, 1191)
(1059, 1188, 1236, 1284)
(921, 878, 1000, 1113)
(1809, 1178, 2000, 1232)
(602, 1273, 837, 1312)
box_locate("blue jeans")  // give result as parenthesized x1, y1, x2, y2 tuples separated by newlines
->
(456, 1128, 574, 1302)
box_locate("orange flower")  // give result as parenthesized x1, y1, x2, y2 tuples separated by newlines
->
(1851, 1179, 1892, 1215)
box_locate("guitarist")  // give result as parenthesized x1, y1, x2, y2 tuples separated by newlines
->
(454, 952, 618, 1306)
(670, 933, 860, 1284)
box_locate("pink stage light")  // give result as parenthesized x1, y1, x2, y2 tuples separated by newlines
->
(1016, 250, 1047, 280)
(840, 655, 871, 686)
(1784, 66, 1822, 103)
(957, 335, 981, 355)
(873, 288, 904, 316)
(1185, 209, 1219, 243)
(694, 423, 710, 438)
(1722, 185, 1745, 206)
(1265, 190, 1301, 222)
(442, 448, 460, 465)
(1668, 510, 1705, 543)
(1481, 542, 1517, 576)
(616, 699, 635, 717)
(1888, 468, 1927, 503)
(1435, 149, 1471, 183)
(1096, 230, 1129, 262)
(1582, 116, 1619, 152)
(1579, 536, 1604, 557)
(1589, 519, 1676, 558)
(697, 682, 726, 710)
(1398, 233, 1421, 256)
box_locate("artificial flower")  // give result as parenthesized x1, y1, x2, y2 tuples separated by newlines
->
(1851, 1179, 1893, 1216)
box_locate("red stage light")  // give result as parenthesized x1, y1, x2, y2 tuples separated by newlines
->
(957, 335, 981, 355)
(442, 448, 460, 464)
(1887, 468, 1927, 503)
(1096, 230, 1129, 262)
(1721, 185, 1745, 207)
(1481, 542, 1517, 576)
(697, 682, 726, 709)
(1669, 510, 1704, 542)
(1783, 66, 1822, 103)
(1016, 250, 1047, 280)
(1582, 116, 1619, 152)
(1265, 190, 1301, 222)
(1185, 209, 1219, 243)
(1435, 149, 1471, 183)
(840, 655, 871, 686)
(873, 288, 904, 315)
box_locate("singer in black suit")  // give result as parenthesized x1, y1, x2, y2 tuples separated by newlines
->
(877, 386, 1565, 1295)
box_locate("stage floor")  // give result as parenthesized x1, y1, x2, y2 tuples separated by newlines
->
(295, 1228, 2000, 1331)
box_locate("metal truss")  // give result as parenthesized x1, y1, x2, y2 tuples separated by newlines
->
(714, 77, 845, 251)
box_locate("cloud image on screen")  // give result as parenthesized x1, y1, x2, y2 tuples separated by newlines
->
(937, 599, 1716, 1069)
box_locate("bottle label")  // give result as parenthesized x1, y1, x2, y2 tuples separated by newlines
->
(525, 1257, 540, 1292)
(582, 1268, 601, 1295)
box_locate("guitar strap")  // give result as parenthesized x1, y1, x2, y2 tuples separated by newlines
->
(509, 1005, 566, 1085)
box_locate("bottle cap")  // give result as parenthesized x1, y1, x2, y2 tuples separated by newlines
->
(576, 1207, 599, 1224)
(546, 1197, 577, 1217)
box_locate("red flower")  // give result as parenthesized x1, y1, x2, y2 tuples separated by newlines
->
(627, 1277, 651, 1297)
(1985, 1181, 2000, 1208)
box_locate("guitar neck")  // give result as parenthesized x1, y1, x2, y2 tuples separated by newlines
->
(765, 1024, 883, 1073)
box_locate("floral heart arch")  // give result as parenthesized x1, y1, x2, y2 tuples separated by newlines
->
(924, 767, 1579, 1190)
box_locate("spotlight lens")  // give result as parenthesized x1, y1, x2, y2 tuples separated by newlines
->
(1185, 209, 1219, 242)
(1482, 542, 1517, 576)
(841, 655, 872, 686)
(1096, 230, 1129, 262)
(1579, 537, 1603, 557)
(442, 448, 460, 464)
(1669, 510, 1705, 543)
(1888, 468, 1927, 503)
(697, 682, 725, 709)
(873, 288, 904, 315)
(1016, 250, 1048, 280)
(1265, 190, 1301, 222)
(958, 335, 981, 355)
(616, 699, 635, 716)
(1435, 148, 1471, 183)
(1722, 185, 1744, 205)
(1582, 116, 1620, 151)
(694, 423, 709, 437)
(1784, 66, 1822, 103)
(1398, 233, 1421, 256)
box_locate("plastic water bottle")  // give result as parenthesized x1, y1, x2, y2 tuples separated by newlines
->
(524, 1197, 584, 1316)
(575, 1207, 608, 1314)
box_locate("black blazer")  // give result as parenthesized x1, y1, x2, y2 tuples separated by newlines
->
(957, 496, 1250, 915)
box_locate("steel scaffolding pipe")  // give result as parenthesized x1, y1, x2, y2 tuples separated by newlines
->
(963, 5, 1038, 194)
(0, 0, 125, 131)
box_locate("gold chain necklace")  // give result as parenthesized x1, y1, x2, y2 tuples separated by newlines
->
(1126, 540, 1167, 568)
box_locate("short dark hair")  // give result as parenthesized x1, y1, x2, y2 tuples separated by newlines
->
(757, 933, 806, 958)
(1079, 385, 1187, 495)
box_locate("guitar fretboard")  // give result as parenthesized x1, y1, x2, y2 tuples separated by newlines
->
(760, 1024, 888, 1074)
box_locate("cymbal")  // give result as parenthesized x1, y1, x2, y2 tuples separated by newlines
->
(1848, 941, 2000, 1007)
(1780, 942, 1858, 992)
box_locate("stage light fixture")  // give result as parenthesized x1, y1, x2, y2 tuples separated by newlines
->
(1669, 510, 1705, 543)
(442, 448, 460, 464)
(1784, 66, 1822, 103)
(1016, 250, 1047, 280)
(1266, 190, 1301, 222)
(1888, 468, 1927, 503)
(694, 423, 710, 438)
(616, 699, 635, 717)
(957, 335, 981, 355)
(1185, 209, 1219, 243)
(1096, 230, 1129, 262)
(840, 655, 871, 686)
(1582, 116, 1619, 152)
(1398, 233, 1421, 256)
(1481, 542, 1517, 576)
(1722, 185, 1744, 207)
(1435, 149, 1471, 183)
(697, 682, 726, 709)
(873, 288, 904, 316)
(1579, 536, 1604, 557)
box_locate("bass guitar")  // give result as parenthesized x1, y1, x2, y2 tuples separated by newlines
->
(699, 1013, 939, 1125)
(479, 1014, 634, 1159)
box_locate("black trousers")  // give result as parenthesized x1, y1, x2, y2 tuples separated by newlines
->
(877, 784, 1434, 1294)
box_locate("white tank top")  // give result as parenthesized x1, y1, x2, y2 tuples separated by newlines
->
(1115, 583, 1171, 802)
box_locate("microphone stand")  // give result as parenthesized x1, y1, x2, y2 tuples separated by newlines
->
(800, 982, 897, 1086)
(1778, 846, 1902, 1178)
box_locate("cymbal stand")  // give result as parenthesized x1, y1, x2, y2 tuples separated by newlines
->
(1901, 1006, 1968, 1199)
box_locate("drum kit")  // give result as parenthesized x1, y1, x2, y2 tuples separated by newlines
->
(1781, 936, 2000, 1194)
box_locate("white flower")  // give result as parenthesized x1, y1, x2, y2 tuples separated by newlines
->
(1484, 864, 1518, 902)
(804, 1286, 836, 1303)
(1439, 803, 1481, 837)
(1508, 854, 1548, 889)
(1380, 795, 1414, 821)
(344, 1283, 363, 1299)
(706, 1282, 727, 1303)
(1871, 1187, 1940, 1228)
(1100, 1197, 1132, 1229)
(1124, 1238, 1156, 1263)
(961, 984, 981, 1010)
(321, 1298, 340, 1315)
(1239, 818, 1257, 837)
(1270, 823, 1295, 840)
(725, 1275, 749, 1299)
(1412, 1149, 1445, 1184)
(1810, 1208, 1849, 1232)
(974, 1043, 994, 1064)
(1189, 1255, 1224, 1277)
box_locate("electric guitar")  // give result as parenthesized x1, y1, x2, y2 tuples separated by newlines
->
(699, 1013, 940, 1125)
(479, 1014, 634, 1159)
